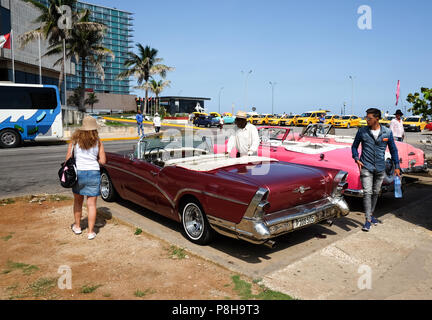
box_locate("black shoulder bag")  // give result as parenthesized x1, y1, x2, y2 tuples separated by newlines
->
(58, 145, 78, 188)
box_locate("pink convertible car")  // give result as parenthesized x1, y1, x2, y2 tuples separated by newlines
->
(215, 125, 427, 197)
(297, 124, 428, 175)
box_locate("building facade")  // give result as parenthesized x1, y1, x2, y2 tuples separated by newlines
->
(159, 97, 211, 116)
(36, 0, 134, 96)
(0, 0, 73, 99)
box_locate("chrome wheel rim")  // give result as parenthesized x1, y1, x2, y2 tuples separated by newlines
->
(100, 173, 110, 199)
(183, 203, 204, 240)
(1, 132, 16, 146)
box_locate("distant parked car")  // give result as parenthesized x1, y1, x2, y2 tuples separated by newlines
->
(403, 116, 427, 132)
(194, 115, 219, 128)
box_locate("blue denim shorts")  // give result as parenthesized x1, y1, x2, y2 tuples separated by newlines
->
(72, 170, 101, 197)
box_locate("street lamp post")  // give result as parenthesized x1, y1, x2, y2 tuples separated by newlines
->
(241, 70, 252, 110)
(218, 87, 224, 114)
(269, 81, 277, 115)
(349, 76, 354, 115)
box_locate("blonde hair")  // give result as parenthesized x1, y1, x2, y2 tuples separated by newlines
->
(71, 130, 99, 150)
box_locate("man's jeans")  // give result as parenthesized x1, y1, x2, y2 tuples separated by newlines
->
(360, 168, 386, 221)
(137, 123, 144, 136)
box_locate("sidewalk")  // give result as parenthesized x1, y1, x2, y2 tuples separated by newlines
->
(262, 179, 432, 300)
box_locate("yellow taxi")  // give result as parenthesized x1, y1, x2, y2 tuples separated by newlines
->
(296, 110, 330, 126)
(209, 112, 222, 118)
(358, 116, 368, 127)
(324, 115, 341, 125)
(248, 114, 261, 124)
(254, 114, 273, 125)
(277, 115, 299, 126)
(403, 116, 428, 132)
(288, 115, 301, 126)
(379, 115, 395, 128)
(268, 115, 284, 126)
(333, 115, 361, 128)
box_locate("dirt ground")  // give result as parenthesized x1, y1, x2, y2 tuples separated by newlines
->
(0, 195, 288, 300)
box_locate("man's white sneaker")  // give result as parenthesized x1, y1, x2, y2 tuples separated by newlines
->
(88, 232, 96, 240)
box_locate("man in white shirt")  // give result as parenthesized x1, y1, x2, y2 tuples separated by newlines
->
(226, 111, 260, 157)
(390, 109, 405, 142)
(153, 113, 161, 133)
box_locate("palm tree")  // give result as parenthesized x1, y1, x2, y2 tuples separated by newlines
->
(141, 79, 171, 114)
(44, 12, 114, 111)
(117, 44, 174, 114)
(85, 92, 99, 113)
(19, 0, 98, 94)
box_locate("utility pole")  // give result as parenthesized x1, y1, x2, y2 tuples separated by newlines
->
(218, 87, 224, 114)
(349, 76, 354, 115)
(269, 81, 277, 115)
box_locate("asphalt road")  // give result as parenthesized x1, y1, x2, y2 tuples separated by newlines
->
(0, 140, 137, 199)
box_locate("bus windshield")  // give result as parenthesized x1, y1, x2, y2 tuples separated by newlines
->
(0, 84, 63, 148)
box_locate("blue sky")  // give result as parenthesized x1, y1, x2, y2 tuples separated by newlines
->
(88, 0, 431, 116)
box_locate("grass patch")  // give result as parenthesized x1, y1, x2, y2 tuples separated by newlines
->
(134, 228, 143, 235)
(80, 284, 103, 294)
(0, 198, 15, 205)
(103, 293, 111, 298)
(1, 233, 13, 241)
(3, 261, 39, 275)
(168, 245, 187, 260)
(29, 278, 57, 297)
(134, 288, 155, 298)
(231, 275, 293, 300)
(106, 120, 130, 127)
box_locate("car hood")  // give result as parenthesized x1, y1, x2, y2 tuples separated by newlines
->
(215, 161, 334, 212)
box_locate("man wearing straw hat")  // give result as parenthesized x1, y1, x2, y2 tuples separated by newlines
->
(226, 111, 260, 158)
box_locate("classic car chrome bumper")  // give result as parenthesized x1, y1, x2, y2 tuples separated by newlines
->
(207, 192, 349, 246)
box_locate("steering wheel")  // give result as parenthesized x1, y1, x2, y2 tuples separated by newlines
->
(146, 147, 169, 163)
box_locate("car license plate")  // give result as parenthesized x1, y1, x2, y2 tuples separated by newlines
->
(293, 215, 316, 229)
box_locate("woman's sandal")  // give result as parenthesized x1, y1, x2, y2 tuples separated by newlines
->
(71, 224, 82, 235)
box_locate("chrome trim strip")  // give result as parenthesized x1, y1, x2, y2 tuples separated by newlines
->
(104, 164, 176, 208)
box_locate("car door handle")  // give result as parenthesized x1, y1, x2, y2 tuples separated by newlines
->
(150, 171, 158, 176)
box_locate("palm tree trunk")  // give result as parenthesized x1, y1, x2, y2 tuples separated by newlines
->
(79, 57, 86, 112)
(144, 85, 148, 115)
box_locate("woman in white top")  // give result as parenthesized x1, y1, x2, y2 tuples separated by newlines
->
(65, 116, 106, 240)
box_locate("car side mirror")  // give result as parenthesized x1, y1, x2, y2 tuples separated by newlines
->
(128, 153, 135, 161)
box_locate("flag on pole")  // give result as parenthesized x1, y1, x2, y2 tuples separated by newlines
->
(396, 80, 400, 106)
(0, 33, 11, 49)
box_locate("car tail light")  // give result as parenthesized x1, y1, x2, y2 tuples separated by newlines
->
(332, 171, 348, 197)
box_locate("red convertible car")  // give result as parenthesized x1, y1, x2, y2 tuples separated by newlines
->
(100, 132, 350, 247)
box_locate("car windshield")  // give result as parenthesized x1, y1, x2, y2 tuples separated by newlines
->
(385, 116, 395, 120)
(342, 116, 351, 120)
(405, 117, 420, 122)
(301, 113, 312, 117)
(259, 128, 288, 142)
(287, 115, 295, 119)
(135, 132, 214, 163)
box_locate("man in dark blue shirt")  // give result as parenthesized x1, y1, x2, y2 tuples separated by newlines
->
(319, 114, 326, 134)
(136, 110, 144, 137)
(351, 108, 401, 232)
